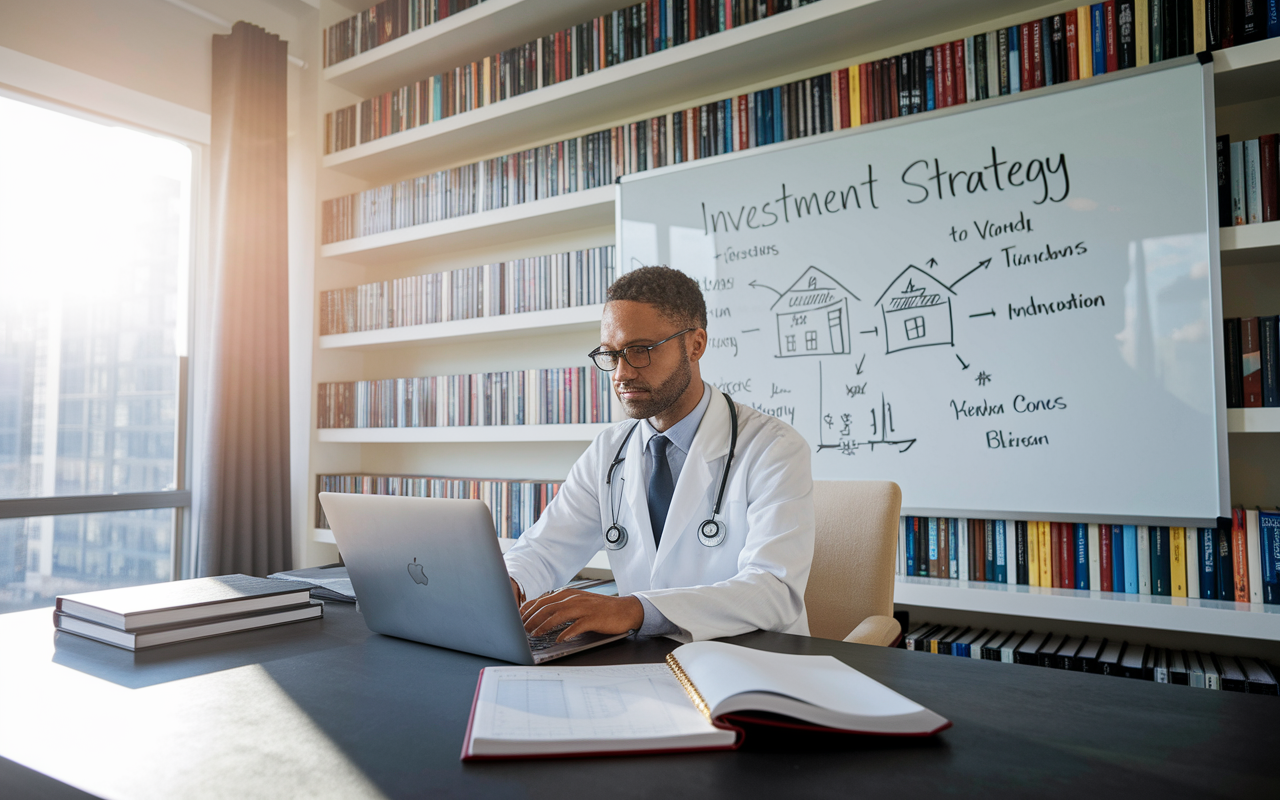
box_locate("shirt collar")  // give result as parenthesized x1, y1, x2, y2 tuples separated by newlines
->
(641, 381, 711, 456)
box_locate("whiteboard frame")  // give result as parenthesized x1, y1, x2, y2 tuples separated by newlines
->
(617, 56, 1230, 528)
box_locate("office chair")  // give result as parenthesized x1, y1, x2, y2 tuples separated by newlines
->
(805, 480, 903, 646)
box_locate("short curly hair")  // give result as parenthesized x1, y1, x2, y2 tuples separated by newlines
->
(607, 266, 707, 330)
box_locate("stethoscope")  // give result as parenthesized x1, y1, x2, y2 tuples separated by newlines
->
(603, 393, 738, 550)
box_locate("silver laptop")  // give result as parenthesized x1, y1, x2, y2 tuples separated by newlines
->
(318, 492, 630, 664)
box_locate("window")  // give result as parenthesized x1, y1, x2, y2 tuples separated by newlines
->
(785, 334, 796, 352)
(0, 95, 193, 611)
(904, 316, 926, 340)
(805, 330, 818, 351)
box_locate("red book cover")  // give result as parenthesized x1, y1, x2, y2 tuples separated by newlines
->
(1019, 23, 1033, 93)
(1060, 522, 1074, 589)
(942, 42, 955, 107)
(1104, 1, 1118, 74)
(1099, 525, 1113, 592)
(869, 60, 880, 122)
(1066, 11, 1079, 80)
(1232, 507, 1250, 602)
(933, 45, 948, 106)
(1260, 134, 1278, 222)
(1031, 19, 1044, 89)
(859, 63, 870, 124)
(953, 39, 967, 104)
(1050, 523, 1062, 588)
(976, 520, 986, 582)
(838, 69, 850, 128)
(880, 58, 892, 120)
(1242, 317, 1262, 406)
(887, 57, 899, 118)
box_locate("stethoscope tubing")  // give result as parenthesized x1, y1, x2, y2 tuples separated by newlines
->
(603, 393, 737, 550)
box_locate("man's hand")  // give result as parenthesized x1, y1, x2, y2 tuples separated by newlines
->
(520, 589, 644, 642)
(509, 578, 524, 606)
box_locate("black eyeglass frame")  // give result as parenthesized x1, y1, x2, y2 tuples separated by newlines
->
(588, 328, 695, 371)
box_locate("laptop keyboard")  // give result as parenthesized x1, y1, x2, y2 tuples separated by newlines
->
(528, 622, 581, 652)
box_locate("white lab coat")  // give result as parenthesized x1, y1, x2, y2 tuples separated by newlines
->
(504, 384, 814, 641)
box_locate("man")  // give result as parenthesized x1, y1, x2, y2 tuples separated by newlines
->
(505, 266, 814, 643)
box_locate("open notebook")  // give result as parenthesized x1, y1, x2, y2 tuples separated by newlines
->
(462, 641, 950, 759)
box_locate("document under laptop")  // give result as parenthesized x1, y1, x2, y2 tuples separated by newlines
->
(318, 492, 630, 665)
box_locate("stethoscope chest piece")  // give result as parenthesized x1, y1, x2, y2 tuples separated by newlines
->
(604, 523, 628, 550)
(697, 518, 727, 547)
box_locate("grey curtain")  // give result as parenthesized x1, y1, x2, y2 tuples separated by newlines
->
(197, 21, 292, 577)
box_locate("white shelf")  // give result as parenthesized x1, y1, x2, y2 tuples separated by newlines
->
(1227, 407, 1280, 433)
(893, 576, 1280, 640)
(1212, 36, 1280, 106)
(321, 0, 1054, 182)
(320, 185, 614, 264)
(320, 304, 604, 350)
(1220, 221, 1280, 267)
(324, 0, 629, 98)
(317, 422, 612, 443)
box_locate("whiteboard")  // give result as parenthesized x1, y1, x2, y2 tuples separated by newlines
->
(618, 61, 1227, 524)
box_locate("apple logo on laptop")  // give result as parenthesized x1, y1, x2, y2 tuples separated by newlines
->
(407, 557, 428, 586)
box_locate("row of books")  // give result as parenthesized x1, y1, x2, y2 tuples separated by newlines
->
(316, 367, 614, 429)
(318, 246, 615, 336)
(322, 0, 484, 68)
(54, 576, 323, 651)
(323, 0, 814, 150)
(315, 473, 562, 539)
(903, 623, 1279, 695)
(897, 510, 1280, 604)
(1218, 133, 1280, 227)
(320, 0, 1273, 243)
(1224, 315, 1279, 408)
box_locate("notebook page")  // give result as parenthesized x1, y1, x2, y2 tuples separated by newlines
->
(674, 641, 926, 719)
(468, 664, 734, 756)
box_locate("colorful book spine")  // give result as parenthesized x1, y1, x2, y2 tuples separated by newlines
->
(1123, 525, 1139, 593)
(1171, 527, 1187, 598)
(1200, 526, 1218, 600)
(1075, 523, 1090, 590)
(1261, 510, 1280, 605)
(1232, 508, 1250, 602)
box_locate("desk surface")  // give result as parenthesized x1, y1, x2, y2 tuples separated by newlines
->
(0, 602, 1273, 799)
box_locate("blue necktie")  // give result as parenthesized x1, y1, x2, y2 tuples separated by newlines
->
(647, 435, 674, 546)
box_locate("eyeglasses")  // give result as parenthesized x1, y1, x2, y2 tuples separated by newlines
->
(588, 329, 694, 371)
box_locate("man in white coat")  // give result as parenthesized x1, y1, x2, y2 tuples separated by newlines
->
(506, 266, 815, 643)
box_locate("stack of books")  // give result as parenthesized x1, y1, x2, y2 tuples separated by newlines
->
(903, 623, 1280, 695)
(53, 575, 324, 651)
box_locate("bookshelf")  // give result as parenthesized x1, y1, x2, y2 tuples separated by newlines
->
(321, 0, 1066, 183)
(317, 423, 612, 443)
(311, 0, 1280, 646)
(894, 576, 1280, 640)
(319, 303, 604, 349)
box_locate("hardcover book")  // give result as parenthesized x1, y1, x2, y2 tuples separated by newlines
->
(55, 575, 314, 631)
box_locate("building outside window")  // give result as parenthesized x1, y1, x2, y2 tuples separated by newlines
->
(0, 94, 193, 612)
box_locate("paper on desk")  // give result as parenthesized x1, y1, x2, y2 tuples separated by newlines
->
(471, 664, 722, 745)
(268, 567, 356, 603)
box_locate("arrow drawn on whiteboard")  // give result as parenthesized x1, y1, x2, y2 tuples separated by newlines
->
(748, 280, 782, 298)
(855, 354, 866, 375)
(946, 258, 992, 290)
(926, 257, 938, 269)
(969, 309, 996, 318)
(956, 354, 971, 370)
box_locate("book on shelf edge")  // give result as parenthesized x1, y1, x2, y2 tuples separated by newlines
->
(461, 641, 950, 760)
(54, 601, 323, 651)
(1232, 507, 1251, 602)
(55, 574, 314, 631)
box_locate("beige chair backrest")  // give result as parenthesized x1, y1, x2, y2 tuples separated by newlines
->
(804, 480, 902, 641)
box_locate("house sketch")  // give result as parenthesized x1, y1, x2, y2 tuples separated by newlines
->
(874, 265, 956, 354)
(770, 266, 859, 358)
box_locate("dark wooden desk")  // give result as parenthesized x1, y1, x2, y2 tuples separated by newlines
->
(0, 602, 1272, 799)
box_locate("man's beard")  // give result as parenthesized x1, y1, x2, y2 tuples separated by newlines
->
(615, 349, 693, 420)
